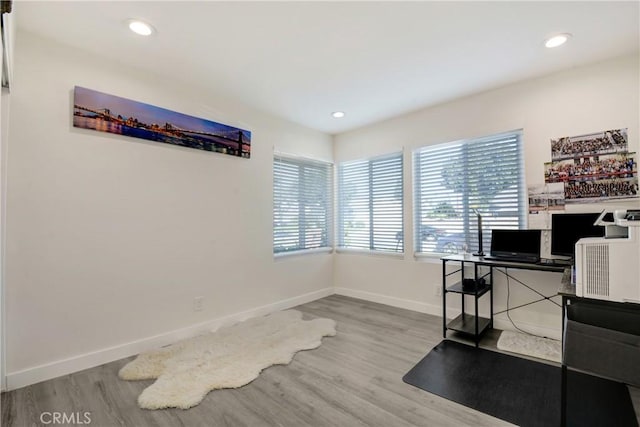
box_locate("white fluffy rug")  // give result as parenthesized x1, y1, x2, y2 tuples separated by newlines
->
(119, 310, 336, 410)
(497, 330, 562, 363)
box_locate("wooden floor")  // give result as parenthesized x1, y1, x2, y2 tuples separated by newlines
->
(2, 295, 639, 426)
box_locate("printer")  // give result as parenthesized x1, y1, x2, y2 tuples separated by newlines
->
(575, 210, 640, 303)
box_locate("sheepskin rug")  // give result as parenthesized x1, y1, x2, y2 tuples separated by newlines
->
(119, 310, 336, 410)
(497, 330, 561, 363)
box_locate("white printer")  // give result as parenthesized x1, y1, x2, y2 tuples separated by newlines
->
(575, 210, 640, 303)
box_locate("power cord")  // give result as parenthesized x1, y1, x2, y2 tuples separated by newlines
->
(505, 268, 538, 337)
(502, 267, 557, 340)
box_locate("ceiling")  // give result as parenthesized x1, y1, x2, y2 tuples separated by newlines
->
(14, 1, 640, 135)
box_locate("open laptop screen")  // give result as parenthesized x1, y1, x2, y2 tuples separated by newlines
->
(490, 229, 541, 262)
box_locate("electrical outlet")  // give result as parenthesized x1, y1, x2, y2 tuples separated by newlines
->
(193, 296, 204, 312)
(434, 284, 442, 297)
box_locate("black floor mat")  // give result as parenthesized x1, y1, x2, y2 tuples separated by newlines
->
(403, 340, 638, 427)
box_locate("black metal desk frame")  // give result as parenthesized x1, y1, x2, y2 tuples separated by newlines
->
(442, 254, 566, 347)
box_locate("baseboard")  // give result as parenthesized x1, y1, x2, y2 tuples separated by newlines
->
(6, 286, 562, 390)
(334, 287, 562, 340)
(334, 287, 441, 317)
(6, 287, 334, 391)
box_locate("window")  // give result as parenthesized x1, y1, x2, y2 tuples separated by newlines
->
(338, 152, 404, 253)
(273, 155, 333, 254)
(413, 131, 525, 255)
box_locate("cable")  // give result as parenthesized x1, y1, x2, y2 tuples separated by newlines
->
(493, 268, 561, 315)
(497, 268, 561, 309)
(505, 268, 534, 336)
(504, 267, 554, 340)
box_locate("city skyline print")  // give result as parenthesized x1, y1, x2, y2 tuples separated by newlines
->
(73, 86, 251, 158)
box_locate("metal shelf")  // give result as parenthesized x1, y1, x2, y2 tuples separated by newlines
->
(446, 313, 491, 336)
(446, 281, 491, 297)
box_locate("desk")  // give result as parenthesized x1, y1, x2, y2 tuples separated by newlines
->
(443, 255, 639, 426)
(441, 254, 567, 347)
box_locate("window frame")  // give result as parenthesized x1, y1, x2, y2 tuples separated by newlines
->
(337, 151, 404, 254)
(413, 130, 526, 257)
(273, 153, 333, 256)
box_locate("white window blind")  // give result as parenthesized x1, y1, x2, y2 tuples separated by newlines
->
(338, 152, 404, 253)
(413, 131, 525, 255)
(273, 155, 333, 254)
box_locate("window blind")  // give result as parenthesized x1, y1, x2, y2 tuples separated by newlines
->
(338, 152, 404, 253)
(273, 155, 333, 254)
(413, 131, 525, 254)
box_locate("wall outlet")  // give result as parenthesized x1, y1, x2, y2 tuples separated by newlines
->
(193, 296, 204, 312)
(434, 284, 442, 297)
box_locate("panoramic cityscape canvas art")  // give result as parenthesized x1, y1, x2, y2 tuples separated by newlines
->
(73, 86, 251, 158)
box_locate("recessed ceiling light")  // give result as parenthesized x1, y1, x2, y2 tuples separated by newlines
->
(128, 20, 155, 36)
(545, 33, 571, 48)
(332, 111, 345, 118)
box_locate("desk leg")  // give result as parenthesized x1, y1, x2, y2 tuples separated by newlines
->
(561, 363, 567, 427)
(442, 260, 447, 339)
(489, 266, 494, 329)
(561, 296, 567, 338)
(461, 261, 465, 317)
(561, 295, 567, 427)
(474, 263, 479, 347)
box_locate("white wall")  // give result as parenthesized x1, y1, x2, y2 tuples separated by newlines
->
(4, 31, 333, 388)
(334, 54, 640, 338)
(0, 8, 14, 391)
(1, 88, 9, 392)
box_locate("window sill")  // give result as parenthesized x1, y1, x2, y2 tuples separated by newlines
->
(335, 247, 405, 259)
(274, 247, 334, 260)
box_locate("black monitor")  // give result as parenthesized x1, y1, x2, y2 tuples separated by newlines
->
(551, 212, 605, 257)
(490, 229, 541, 262)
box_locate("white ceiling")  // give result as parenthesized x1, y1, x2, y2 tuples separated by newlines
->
(14, 1, 640, 135)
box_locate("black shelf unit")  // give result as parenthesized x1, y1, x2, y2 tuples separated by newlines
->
(442, 255, 494, 347)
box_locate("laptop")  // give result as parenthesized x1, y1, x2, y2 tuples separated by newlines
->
(485, 229, 541, 263)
